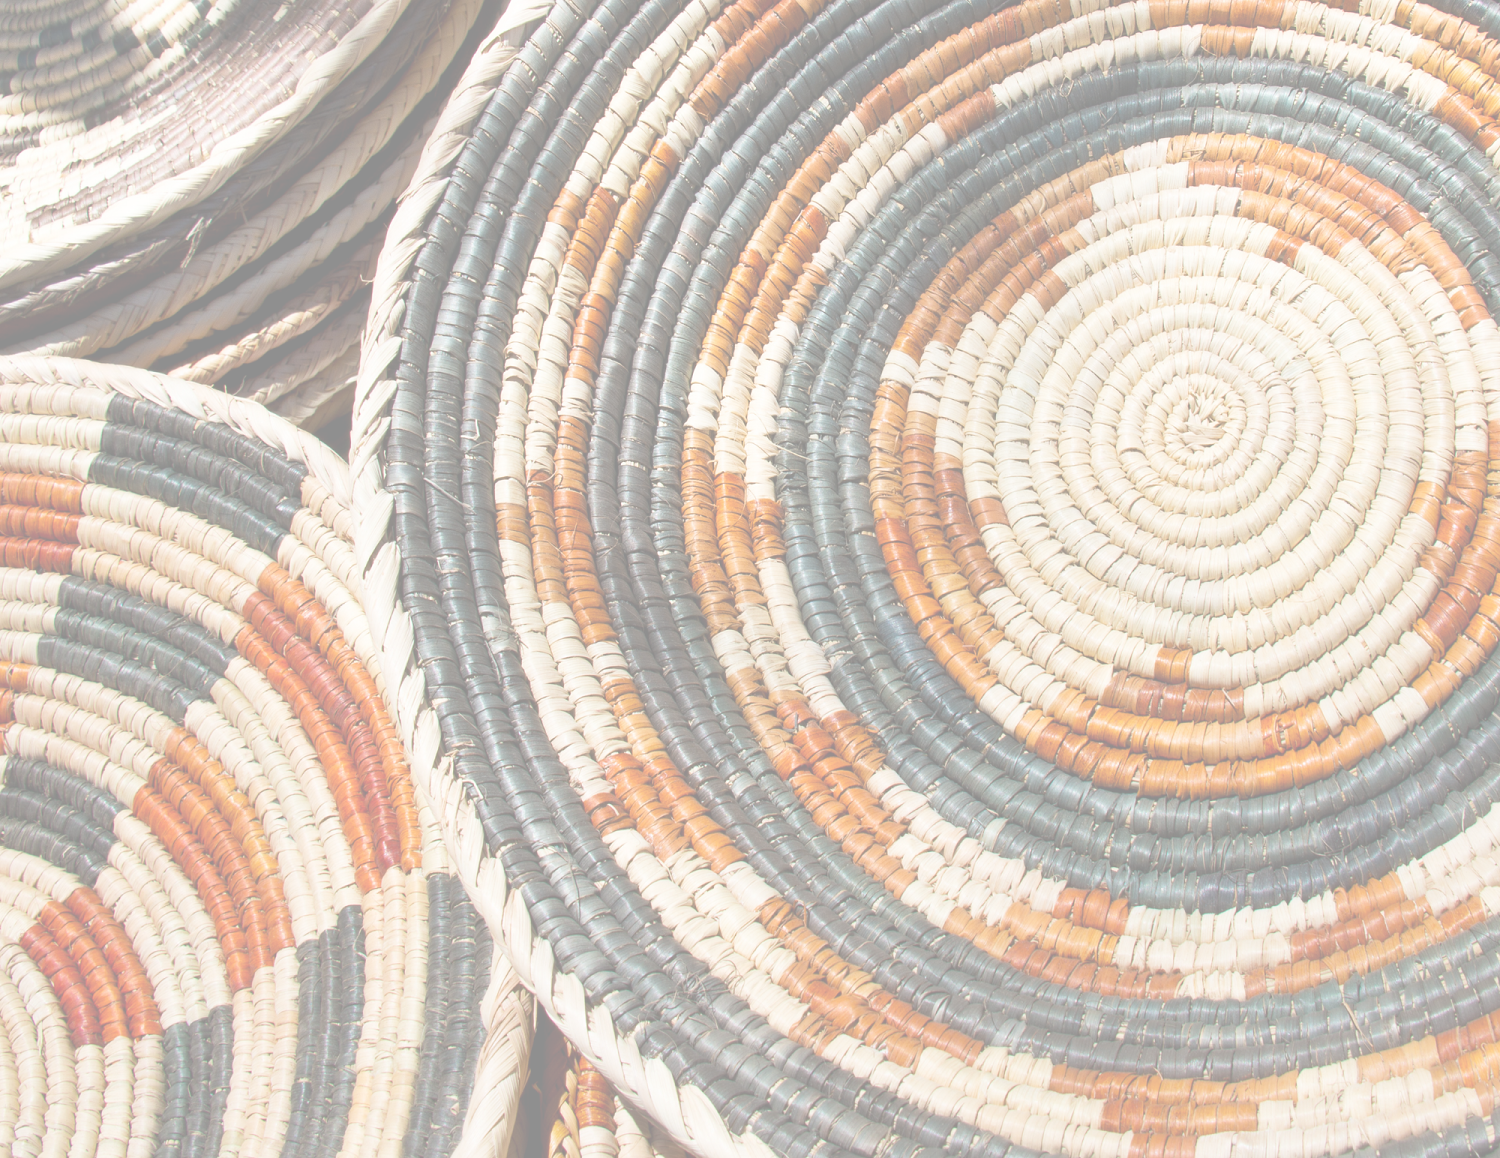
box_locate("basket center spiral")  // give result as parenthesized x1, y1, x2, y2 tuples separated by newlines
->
(1153, 372, 1241, 456)
(957, 168, 1466, 701)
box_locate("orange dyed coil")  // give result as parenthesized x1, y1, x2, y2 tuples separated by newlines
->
(0, 354, 522, 1158)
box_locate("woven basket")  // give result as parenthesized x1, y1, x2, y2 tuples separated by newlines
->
(0, 353, 530, 1158)
(0, 0, 410, 286)
(0, 0, 521, 432)
(0, 0, 441, 339)
(351, 0, 1500, 1154)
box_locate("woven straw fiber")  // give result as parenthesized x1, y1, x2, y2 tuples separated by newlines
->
(348, 0, 1500, 1154)
(0, 353, 530, 1158)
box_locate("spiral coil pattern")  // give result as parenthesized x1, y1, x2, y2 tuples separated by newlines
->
(353, 0, 1500, 1153)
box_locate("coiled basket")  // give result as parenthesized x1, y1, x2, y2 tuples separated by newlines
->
(337, 0, 1500, 1154)
(0, 0, 538, 429)
(0, 354, 529, 1158)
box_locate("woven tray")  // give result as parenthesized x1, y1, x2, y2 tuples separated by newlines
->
(0, 0, 513, 429)
(0, 0, 410, 287)
(0, 354, 529, 1158)
(351, 0, 1500, 1154)
(1, 0, 438, 321)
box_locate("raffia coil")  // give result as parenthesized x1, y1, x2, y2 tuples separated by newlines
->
(0, 354, 527, 1158)
(350, 0, 1500, 1154)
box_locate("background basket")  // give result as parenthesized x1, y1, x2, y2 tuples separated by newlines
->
(0, 0, 531, 436)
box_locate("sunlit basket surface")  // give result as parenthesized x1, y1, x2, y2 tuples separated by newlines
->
(0, 354, 517, 1158)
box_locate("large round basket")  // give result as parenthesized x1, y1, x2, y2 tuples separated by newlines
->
(352, 0, 1500, 1154)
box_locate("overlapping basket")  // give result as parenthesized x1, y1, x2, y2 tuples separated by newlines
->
(0, 355, 531, 1158)
(538, 1045, 689, 1158)
(351, 0, 1500, 1153)
(0, 0, 543, 431)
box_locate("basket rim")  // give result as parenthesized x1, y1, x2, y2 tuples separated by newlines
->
(0, 0, 416, 296)
(348, 1, 767, 1153)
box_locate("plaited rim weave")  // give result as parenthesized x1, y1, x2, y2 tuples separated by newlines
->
(352, 0, 1500, 1154)
(542, 1039, 692, 1158)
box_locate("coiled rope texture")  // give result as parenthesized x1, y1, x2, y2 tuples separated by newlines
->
(353, 0, 1500, 1153)
(0, 355, 517, 1158)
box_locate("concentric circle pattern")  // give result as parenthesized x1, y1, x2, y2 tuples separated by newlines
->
(354, 0, 1500, 1153)
(0, 356, 499, 1158)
